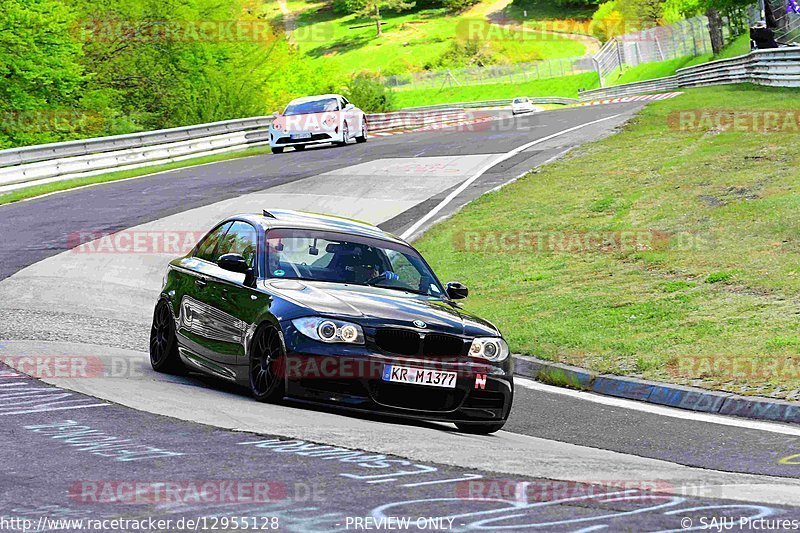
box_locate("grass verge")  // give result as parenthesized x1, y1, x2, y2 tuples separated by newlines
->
(415, 84, 800, 399)
(0, 146, 274, 206)
(393, 72, 599, 108)
(292, 4, 586, 78)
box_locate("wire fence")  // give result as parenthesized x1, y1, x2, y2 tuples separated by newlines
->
(766, 0, 800, 44)
(591, 16, 745, 86)
(383, 56, 596, 91)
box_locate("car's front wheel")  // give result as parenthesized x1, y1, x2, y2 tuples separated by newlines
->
(149, 300, 186, 375)
(455, 421, 506, 434)
(249, 325, 286, 403)
(355, 119, 367, 143)
(337, 123, 349, 146)
(272, 146, 284, 154)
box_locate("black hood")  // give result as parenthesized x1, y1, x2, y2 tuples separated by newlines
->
(264, 280, 500, 337)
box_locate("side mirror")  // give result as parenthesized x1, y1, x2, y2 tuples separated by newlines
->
(345, 103, 355, 110)
(218, 253, 250, 274)
(446, 281, 468, 300)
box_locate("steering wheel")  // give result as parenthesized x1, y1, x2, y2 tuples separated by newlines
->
(364, 273, 387, 286)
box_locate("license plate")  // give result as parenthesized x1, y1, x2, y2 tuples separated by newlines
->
(382, 365, 457, 388)
(291, 132, 312, 139)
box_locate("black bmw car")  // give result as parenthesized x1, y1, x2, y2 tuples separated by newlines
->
(150, 209, 513, 433)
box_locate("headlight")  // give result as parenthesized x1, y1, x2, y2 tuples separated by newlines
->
(292, 317, 365, 345)
(469, 337, 509, 362)
(272, 123, 282, 131)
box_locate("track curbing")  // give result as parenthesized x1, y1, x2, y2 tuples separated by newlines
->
(512, 354, 800, 425)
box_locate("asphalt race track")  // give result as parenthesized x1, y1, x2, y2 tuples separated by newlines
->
(2, 104, 800, 532)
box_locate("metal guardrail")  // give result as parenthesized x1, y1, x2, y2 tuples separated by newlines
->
(366, 109, 465, 130)
(0, 109, 481, 193)
(401, 97, 578, 112)
(0, 117, 274, 169)
(579, 47, 800, 101)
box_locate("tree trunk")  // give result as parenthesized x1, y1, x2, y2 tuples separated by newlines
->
(705, 7, 724, 55)
(375, 3, 381, 36)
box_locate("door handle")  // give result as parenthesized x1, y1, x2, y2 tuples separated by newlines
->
(195, 278, 207, 288)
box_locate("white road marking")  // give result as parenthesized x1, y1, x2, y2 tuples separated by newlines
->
(399, 114, 624, 240)
(515, 377, 800, 437)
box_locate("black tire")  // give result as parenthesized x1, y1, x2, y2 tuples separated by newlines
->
(337, 123, 349, 146)
(272, 147, 284, 154)
(249, 325, 286, 403)
(355, 119, 367, 143)
(455, 421, 506, 434)
(149, 300, 186, 375)
(294, 144, 306, 151)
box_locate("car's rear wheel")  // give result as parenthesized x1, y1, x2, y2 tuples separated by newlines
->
(455, 421, 506, 434)
(294, 144, 305, 151)
(337, 123, 349, 146)
(249, 325, 286, 403)
(149, 300, 186, 375)
(355, 119, 367, 143)
(272, 146, 284, 154)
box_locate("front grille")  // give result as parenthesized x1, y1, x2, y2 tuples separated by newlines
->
(372, 383, 465, 411)
(374, 329, 420, 356)
(423, 333, 464, 357)
(374, 329, 465, 358)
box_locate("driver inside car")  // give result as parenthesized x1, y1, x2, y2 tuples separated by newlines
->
(330, 244, 399, 284)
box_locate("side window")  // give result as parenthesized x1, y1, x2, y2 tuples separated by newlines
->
(340, 97, 348, 108)
(195, 222, 232, 263)
(215, 221, 259, 267)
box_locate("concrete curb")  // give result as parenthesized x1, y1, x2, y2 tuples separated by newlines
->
(512, 354, 800, 425)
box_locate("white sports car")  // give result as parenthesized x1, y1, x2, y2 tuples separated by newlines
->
(269, 94, 368, 153)
(511, 97, 537, 116)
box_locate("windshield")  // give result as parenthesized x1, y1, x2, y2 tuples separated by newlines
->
(265, 229, 445, 297)
(283, 98, 339, 116)
(513, 98, 527, 103)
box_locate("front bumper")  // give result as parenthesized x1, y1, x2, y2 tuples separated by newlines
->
(281, 327, 514, 424)
(269, 129, 341, 148)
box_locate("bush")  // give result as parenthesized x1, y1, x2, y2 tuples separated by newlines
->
(442, 0, 480, 13)
(344, 73, 395, 112)
(425, 39, 497, 70)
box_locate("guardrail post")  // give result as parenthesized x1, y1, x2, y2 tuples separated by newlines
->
(592, 56, 604, 87)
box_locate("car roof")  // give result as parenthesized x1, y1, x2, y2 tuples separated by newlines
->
(287, 94, 343, 105)
(230, 210, 407, 245)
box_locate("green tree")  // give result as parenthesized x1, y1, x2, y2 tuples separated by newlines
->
(348, 0, 416, 36)
(0, 0, 85, 147)
(698, 0, 751, 54)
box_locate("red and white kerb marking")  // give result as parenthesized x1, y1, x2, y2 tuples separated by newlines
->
(579, 92, 683, 106)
